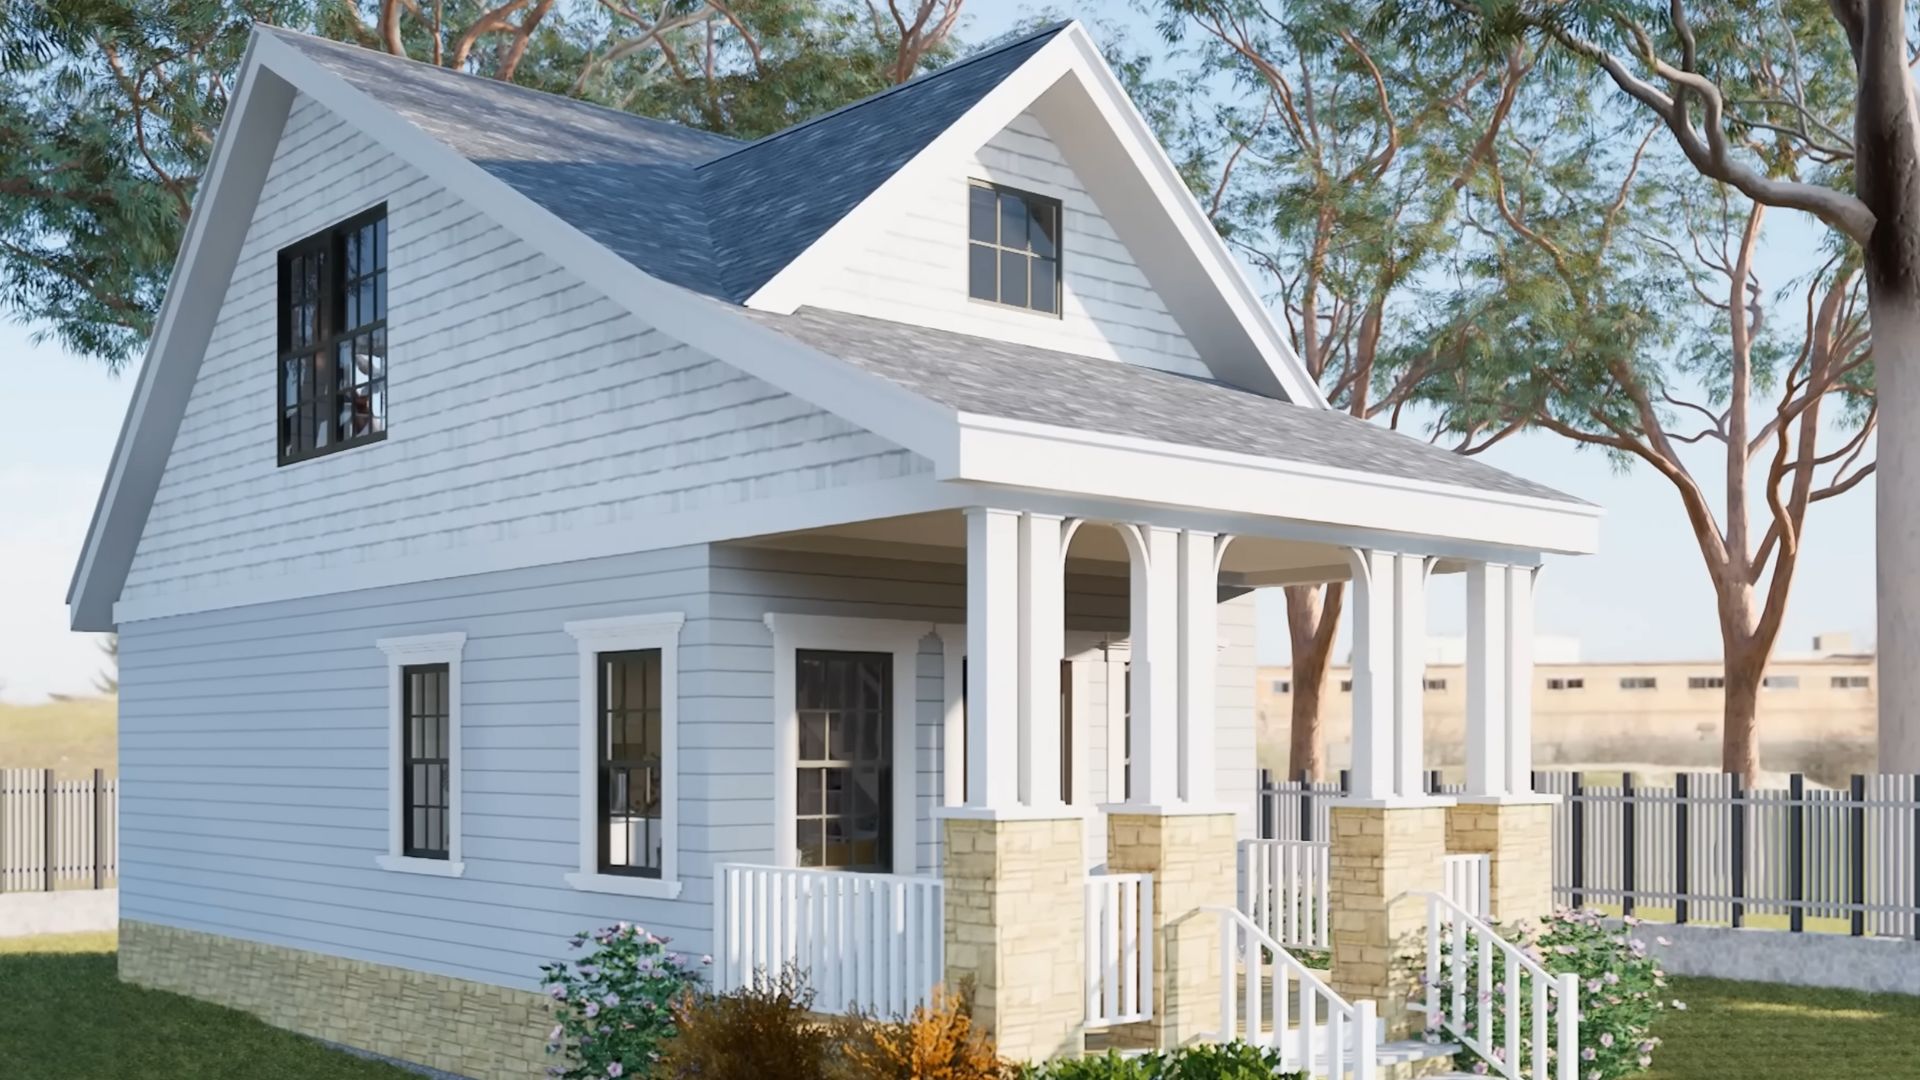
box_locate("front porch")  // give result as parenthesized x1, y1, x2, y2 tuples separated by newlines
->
(706, 499, 1578, 1074)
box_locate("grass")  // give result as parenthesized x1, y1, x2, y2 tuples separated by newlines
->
(0, 932, 417, 1079)
(0, 696, 116, 776)
(1643, 976, 1920, 1080)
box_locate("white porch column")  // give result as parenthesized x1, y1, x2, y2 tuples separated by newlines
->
(1464, 563, 1509, 797)
(1177, 530, 1221, 804)
(964, 507, 1021, 809)
(1124, 524, 1181, 806)
(1019, 513, 1066, 807)
(1346, 549, 1432, 802)
(1503, 564, 1538, 796)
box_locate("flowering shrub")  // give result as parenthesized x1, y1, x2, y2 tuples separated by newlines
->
(1426, 909, 1679, 1080)
(540, 923, 705, 1079)
(1016, 1043, 1307, 1079)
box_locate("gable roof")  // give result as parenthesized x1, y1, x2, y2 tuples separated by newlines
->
(68, 21, 1593, 631)
(748, 308, 1582, 505)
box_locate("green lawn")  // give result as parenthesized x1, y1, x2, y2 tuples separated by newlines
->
(0, 932, 415, 1079)
(1644, 977, 1920, 1080)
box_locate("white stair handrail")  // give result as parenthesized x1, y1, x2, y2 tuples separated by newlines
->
(1423, 892, 1579, 1080)
(1209, 905, 1379, 1080)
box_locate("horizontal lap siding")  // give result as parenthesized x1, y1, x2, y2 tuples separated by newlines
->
(123, 92, 925, 608)
(807, 112, 1208, 379)
(117, 546, 721, 992)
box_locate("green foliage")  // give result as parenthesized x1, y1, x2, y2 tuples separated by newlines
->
(1, 0, 962, 369)
(539, 923, 704, 1080)
(1017, 1043, 1306, 1080)
(1429, 909, 1676, 1080)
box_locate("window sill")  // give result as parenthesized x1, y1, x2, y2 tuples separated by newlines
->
(375, 854, 466, 878)
(564, 872, 683, 900)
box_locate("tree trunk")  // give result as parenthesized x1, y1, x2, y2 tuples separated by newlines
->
(1850, 0, 1920, 770)
(1722, 637, 1765, 783)
(1284, 582, 1345, 780)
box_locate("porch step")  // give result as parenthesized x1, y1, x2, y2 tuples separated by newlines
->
(1319, 1038, 1462, 1079)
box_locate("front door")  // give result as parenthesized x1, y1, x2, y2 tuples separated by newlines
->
(795, 649, 893, 872)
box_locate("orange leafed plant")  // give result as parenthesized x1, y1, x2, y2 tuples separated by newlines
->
(833, 984, 1008, 1080)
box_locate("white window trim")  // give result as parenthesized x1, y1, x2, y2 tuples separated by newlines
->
(766, 613, 925, 875)
(374, 632, 468, 878)
(563, 612, 686, 900)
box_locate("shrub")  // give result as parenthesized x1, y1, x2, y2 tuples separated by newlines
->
(833, 986, 1006, 1080)
(540, 923, 703, 1079)
(1428, 909, 1678, 1080)
(1017, 1043, 1305, 1080)
(654, 968, 834, 1080)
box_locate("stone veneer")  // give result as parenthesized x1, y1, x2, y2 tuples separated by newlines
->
(1444, 801, 1555, 924)
(941, 815, 1086, 1063)
(1327, 805, 1448, 1038)
(1104, 811, 1238, 1049)
(119, 920, 551, 1079)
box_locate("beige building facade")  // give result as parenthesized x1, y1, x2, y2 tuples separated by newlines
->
(1258, 634, 1877, 780)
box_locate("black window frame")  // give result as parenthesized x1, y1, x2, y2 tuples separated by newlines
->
(596, 649, 665, 879)
(276, 204, 389, 466)
(796, 649, 894, 873)
(966, 180, 1063, 316)
(400, 662, 451, 860)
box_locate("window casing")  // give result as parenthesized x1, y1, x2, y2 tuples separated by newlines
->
(967, 181, 1062, 314)
(278, 205, 388, 465)
(375, 633, 465, 877)
(564, 614, 683, 899)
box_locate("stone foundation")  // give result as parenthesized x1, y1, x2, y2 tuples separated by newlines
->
(1105, 810, 1237, 1050)
(942, 814, 1086, 1063)
(1328, 805, 1448, 1038)
(1445, 800, 1555, 924)
(119, 920, 550, 1079)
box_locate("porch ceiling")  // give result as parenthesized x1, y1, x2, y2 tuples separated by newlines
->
(736, 510, 1460, 586)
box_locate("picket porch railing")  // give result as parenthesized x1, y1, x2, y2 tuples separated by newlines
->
(713, 864, 944, 1018)
(1241, 839, 1330, 951)
(1442, 853, 1492, 918)
(1084, 872, 1153, 1027)
(1213, 905, 1378, 1079)
(1424, 892, 1579, 1080)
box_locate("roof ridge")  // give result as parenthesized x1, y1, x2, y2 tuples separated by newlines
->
(256, 23, 741, 148)
(694, 19, 1073, 170)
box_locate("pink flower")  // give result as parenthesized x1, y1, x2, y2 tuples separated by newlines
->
(607, 1063, 624, 1078)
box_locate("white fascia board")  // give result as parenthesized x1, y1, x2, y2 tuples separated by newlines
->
(66, 36, 294, 632)
(745, 23, 1326, 410)
(946, 414, 1602, 556)
(250, 32, 957, 465)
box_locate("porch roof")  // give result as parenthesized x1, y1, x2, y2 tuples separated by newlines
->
(750, 307, 1583, 506)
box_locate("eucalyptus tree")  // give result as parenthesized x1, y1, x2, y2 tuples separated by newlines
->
(0, 0, 962, 370)
(1376, 0, 1910, 765)
(1149, 0, 1534, 778)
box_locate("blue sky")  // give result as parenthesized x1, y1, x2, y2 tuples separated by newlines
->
(0, 3, 1877, 701)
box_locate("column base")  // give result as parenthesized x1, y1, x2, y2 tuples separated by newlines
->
(942, 815, 1085, 1063)
(1106, 811, 1237, 1050)
(1446, 800, 1555, 923)
(1328, 804, 1448, 1039)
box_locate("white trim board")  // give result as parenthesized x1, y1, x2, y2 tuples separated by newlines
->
(764, 613, 928, 876)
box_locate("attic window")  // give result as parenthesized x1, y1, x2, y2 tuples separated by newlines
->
(967, 181, 1061, 315)
(278, 205, 388, 465)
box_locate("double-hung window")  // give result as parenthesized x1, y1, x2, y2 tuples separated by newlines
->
(967, 181, 1061, 314)
(564, 614, 684, 899)
(375, 633, 466, 876)
(278, 205, 388, 464)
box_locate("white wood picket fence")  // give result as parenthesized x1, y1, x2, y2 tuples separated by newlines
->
(1, 769, 117, 892)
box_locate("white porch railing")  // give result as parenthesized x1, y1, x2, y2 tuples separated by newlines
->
(1443, 853, 1492, 918)
(1240, 839, 1330, 951)
(1213, 906, 1379, 1079)
(1084, 872, 1153, 1027)
(713, 863, 944, 1018)
(1424, 892, 1579, 1080)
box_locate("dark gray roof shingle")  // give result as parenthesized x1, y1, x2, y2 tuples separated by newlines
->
(746, 308, 1584, 504)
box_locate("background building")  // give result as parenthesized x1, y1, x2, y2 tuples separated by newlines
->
(1257, 633, 1876, 784)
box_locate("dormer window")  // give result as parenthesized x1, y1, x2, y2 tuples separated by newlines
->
(967, 181, 1061, 315)
(278, 205, 388, 465)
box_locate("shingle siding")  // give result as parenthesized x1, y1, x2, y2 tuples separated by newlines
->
(121, 92, 927, 608)
(803, 112, 1208, 380)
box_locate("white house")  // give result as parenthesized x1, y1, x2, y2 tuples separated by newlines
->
(69, 20, 1598, 1079)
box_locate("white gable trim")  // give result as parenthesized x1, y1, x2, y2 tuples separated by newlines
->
(744, 23, 1326, 408)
